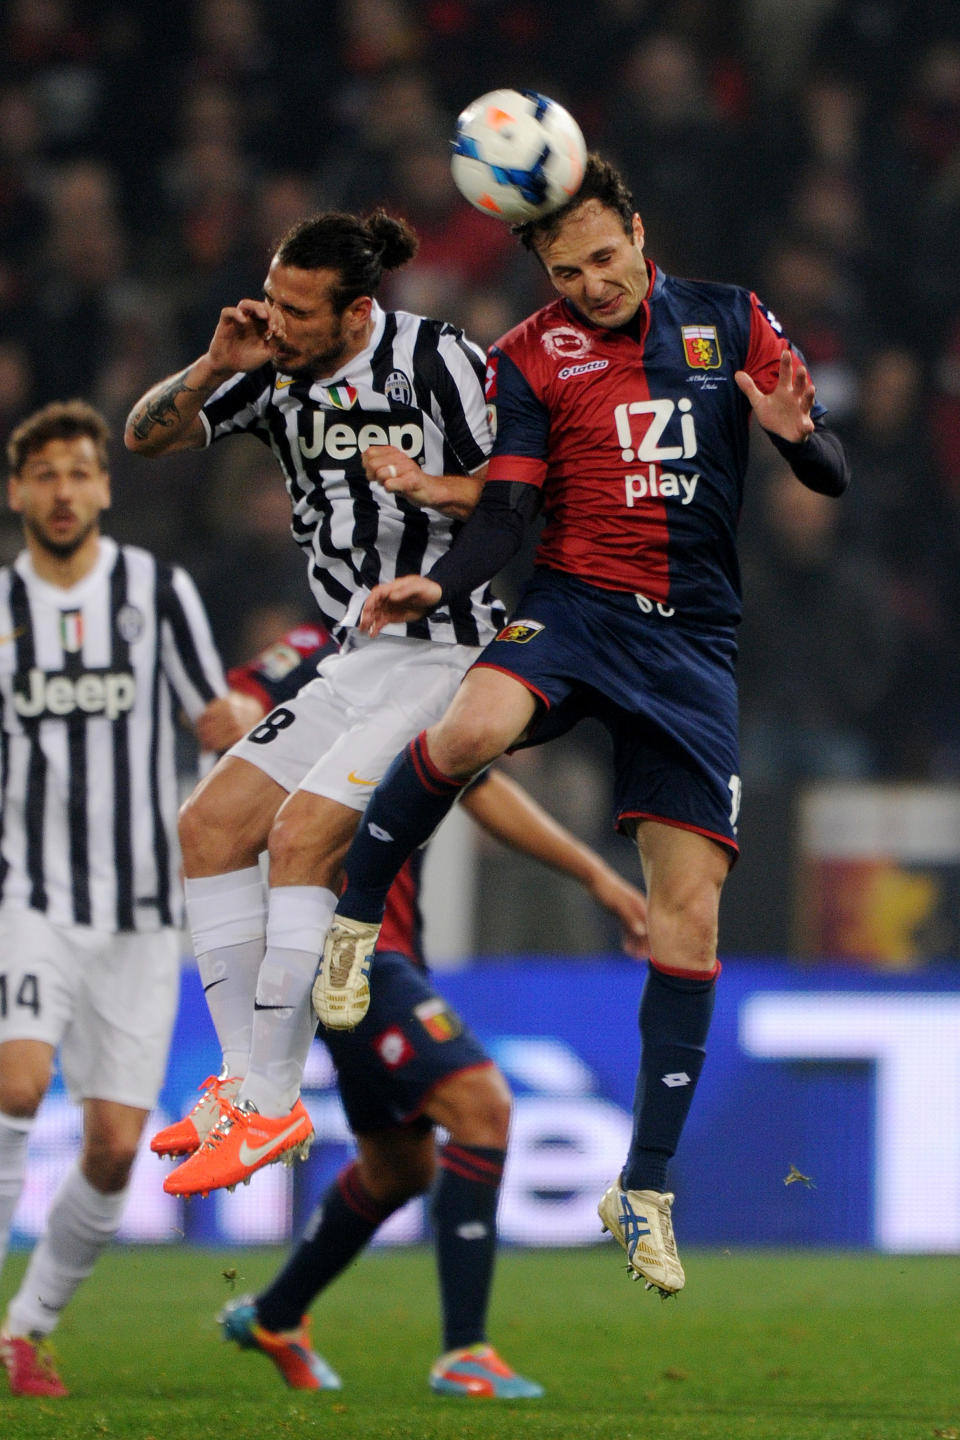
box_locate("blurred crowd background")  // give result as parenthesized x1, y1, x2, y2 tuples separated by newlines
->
(2, 0, 959, 962)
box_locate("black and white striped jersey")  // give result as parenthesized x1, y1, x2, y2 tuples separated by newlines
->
(199, 302, 507, 646)
(0, 539, 226, 933)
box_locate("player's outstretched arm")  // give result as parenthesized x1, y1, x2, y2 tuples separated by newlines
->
(462, 768, 649, 957)
(736, 348, 850, 496)
(124, 300, 273, 456)
(734, 347, 815, 443)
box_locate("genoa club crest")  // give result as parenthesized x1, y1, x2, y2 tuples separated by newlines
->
(681, 325, 722, 369)
(495, 620, 544, 644)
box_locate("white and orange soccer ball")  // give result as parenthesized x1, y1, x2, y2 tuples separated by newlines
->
(450, 88, 587, 223)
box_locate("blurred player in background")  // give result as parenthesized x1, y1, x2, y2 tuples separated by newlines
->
(317, 155, 851, 1297)
(124, 209, 505, 1196)
(158, 625, 648, 1397)
(0, 401, 226, 1397)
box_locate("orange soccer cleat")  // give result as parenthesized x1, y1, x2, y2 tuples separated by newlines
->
(162, 1097, 313, 1196)
(150, 1071, 241, 1157)
(428, 1343, 543, 1398)
(219, 1296, 342, 1390)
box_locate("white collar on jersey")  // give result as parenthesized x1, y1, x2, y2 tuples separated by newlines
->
(15, 535, 119, 603)
(315, 299, 387, 387)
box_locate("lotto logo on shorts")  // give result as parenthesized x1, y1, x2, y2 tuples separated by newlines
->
(374, 1027, 414, 1068)
(414, 999, 462, 1042)
(495, 620, 544, 644)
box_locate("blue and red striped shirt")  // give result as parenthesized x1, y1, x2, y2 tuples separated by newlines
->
(484, 262, 824, 627)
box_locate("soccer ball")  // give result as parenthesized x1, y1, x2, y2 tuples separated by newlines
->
(450, 88, 587, 223)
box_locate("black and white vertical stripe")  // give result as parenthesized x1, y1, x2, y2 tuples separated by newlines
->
(200, 302, 506, 646)
(0, 539, 225, 933)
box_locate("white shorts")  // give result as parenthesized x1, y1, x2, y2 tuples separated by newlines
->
(0, 908, 180, 1109)
(228, 632, 478, 809)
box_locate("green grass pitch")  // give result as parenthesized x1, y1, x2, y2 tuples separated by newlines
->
(1, 1244, 958, 1440)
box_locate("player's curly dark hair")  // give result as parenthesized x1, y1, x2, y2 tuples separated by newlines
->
(275, 209, 420, 314)
(513, 153, 635, 251)
(8, 399, 111, 475)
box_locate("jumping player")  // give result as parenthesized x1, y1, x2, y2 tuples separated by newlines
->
(153, 626, 648, 1397)
(124, 209, 506, 1196)
(314, 155, 851, 1295)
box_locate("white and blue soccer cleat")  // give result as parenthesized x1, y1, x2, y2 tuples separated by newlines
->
(598, 1182, 685, 1296)
(312, 916, 378, 1030)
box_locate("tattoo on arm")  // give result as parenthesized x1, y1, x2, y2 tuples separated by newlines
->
(130, 369, 210, 440)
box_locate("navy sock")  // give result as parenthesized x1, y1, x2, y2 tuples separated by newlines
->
(338, 732, 468, 924)
(432, 1143, 505, 1351)
(622, 959, 719, 1193)
(256, 1162, 397, 1331)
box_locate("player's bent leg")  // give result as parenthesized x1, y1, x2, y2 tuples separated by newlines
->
(160, 757, 288, 1158)
(317, 669, 538, 1032)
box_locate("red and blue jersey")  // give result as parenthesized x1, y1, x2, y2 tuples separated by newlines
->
(484, 262, 824, 627)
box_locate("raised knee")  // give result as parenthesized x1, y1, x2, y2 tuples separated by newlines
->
(0, 1080, 45, 1120)
(179, 787, 227, 866)
(432, 1065, 512, 1148)
(647, 887, 719, 967)
(82, 1138, 138, 1192)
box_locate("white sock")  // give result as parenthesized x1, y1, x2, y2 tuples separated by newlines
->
(185, 867, 266, 1076)
(241, 886, 337, 1117)
(6, 1163, 127, 1338)
(0, 1112, 33, 1284)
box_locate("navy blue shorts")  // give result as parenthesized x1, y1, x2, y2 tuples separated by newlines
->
(474, 570, 741, 856)
(320, 950, 492, 1134)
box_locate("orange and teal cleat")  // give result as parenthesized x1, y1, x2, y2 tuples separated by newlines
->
(218, 1296, 341, 1391)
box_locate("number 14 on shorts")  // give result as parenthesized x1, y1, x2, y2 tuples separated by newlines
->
(0, 971, 41, 1017)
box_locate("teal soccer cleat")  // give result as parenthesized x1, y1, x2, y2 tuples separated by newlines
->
(218, 1296, 342, 1391)
(429, 1343, 543, 1398)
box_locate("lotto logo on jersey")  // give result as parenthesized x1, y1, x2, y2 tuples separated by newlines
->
(298, 411, 425, 463)
(681, 325, 722, 369)
(495, 619, 544, 644)
(13, 667, 136, 722)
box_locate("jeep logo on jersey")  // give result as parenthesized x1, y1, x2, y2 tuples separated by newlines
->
(13, 667, 136, 722)
(299, 411, 425, 462)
